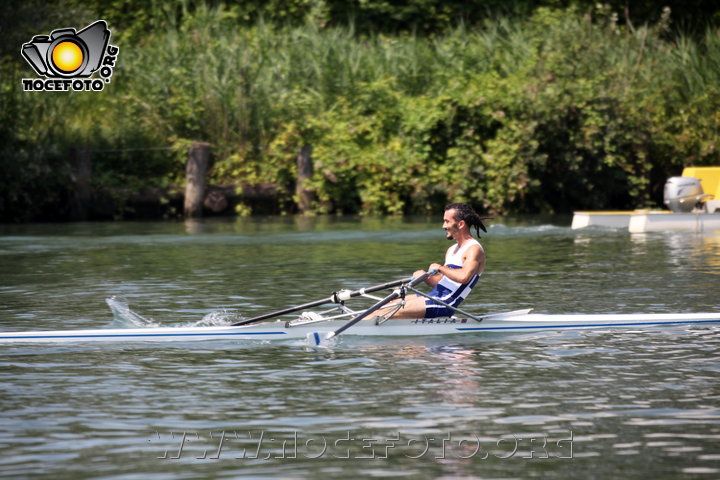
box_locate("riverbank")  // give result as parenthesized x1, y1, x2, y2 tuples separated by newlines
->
(2, 5, 719, 222)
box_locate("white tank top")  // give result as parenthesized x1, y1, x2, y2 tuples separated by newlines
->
(444, 238, 481, 268)
(430, 239, 482, 303)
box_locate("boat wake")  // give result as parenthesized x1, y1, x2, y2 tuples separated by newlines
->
(105, 296, 245, 328)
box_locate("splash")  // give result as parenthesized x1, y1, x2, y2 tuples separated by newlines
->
(105, 296, 247, 328)
(105, 296, 160, 328)
(190, 310, 245, 327)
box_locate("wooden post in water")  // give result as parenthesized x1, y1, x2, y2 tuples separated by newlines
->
(296, 144, 315, 213)
(69, 146, 92, 221)
(184, 142, 211, 218)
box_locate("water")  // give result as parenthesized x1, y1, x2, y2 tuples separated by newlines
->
(1, 216, 719, 479)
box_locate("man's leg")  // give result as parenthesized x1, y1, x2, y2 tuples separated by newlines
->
(375, 294, 426, 319)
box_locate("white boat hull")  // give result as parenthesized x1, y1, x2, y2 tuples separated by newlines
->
(2, 312, 719, 344)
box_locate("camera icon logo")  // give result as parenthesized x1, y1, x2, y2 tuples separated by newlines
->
(21, 20, 119, 92)
(22, 20, 110, 77)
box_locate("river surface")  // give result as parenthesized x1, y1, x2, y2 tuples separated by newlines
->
(1, 216, 719, 479)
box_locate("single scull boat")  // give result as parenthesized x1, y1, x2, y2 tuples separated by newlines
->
(1, 275, 718, 344)
(1, 311, 720, 344)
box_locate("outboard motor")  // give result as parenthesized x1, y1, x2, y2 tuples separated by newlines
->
(663, 176, 709, 212)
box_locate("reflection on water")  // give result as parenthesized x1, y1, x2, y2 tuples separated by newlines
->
(654, 231, 720, 273)
(1, 217, 719, 479)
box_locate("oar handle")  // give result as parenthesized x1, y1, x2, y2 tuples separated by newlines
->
(413, 269, 437, 281)
(410, 270, 435, 285)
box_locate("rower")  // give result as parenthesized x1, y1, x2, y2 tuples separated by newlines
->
(377, 202, 488, 319)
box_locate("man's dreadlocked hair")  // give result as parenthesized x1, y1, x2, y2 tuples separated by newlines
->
(445, 203, 490, 238)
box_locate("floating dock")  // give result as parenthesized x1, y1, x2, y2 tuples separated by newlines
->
(572, 210, 720, 233)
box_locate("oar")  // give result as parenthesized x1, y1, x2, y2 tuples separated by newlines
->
(320, 271, 435, 341)
(231, 277, 409, 326)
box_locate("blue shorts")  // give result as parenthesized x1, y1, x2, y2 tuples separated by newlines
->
(424, 302, 456, 318)
(424, 284, 464, 318)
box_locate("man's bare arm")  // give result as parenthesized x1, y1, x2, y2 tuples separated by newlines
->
(429, 244, 484, 284)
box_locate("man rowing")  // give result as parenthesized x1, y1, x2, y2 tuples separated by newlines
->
(378, 202, 487, 319)
(231, 202, 487, 330)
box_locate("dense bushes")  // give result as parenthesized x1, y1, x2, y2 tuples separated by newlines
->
(1, 3, 719, 219)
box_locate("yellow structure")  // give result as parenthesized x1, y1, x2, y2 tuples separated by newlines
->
(682, 166, 720, 201)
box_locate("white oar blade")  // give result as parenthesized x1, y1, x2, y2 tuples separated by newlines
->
(306, 331, 336, 347)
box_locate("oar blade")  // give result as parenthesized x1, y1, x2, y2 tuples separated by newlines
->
(305, 331, 337, 347)
(307, 331, 323, 346)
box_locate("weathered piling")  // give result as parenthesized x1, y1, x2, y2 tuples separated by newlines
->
(296, 144, 316, 213)
(184, 142, 211, 218)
